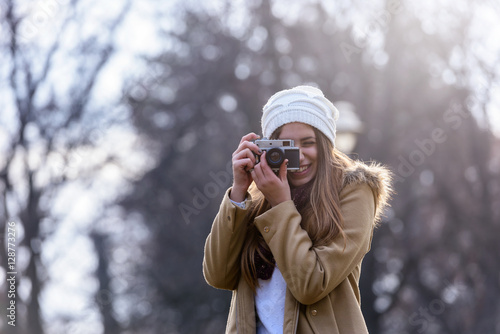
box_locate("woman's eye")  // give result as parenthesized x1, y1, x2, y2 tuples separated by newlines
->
(303, 141, 315, 146)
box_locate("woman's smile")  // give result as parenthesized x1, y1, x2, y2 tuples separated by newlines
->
(290, 164, 310, 174)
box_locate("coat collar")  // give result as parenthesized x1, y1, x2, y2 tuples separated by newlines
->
(342, 161, 394, 224)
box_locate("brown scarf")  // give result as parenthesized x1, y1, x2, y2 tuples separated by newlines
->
(291, 180, 314, 213)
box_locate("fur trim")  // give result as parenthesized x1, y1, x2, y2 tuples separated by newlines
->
(342, 161, 394, 224)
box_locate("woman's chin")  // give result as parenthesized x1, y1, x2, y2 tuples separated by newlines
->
(288, 165, 315, 187)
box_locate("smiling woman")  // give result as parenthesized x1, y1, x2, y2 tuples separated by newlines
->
(274, 122, 318, 187)
(203, 85, 393, 334)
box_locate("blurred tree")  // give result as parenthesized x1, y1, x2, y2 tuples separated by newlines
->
(119, 0, 500, 333)
(0, 0, 132, 333)
(91, 232, 121, 334)
(119, 8, 265, 333)
(355, 1, 500, 333)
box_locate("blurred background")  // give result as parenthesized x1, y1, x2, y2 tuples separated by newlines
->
(1, 0, 499, 333)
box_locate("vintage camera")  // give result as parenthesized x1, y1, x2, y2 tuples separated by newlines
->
(253, 138, 300, 171)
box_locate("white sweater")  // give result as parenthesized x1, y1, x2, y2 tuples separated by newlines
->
(255, 266, 287, 334)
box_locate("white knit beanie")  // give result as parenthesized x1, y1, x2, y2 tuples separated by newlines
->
(261, 85, 339, 146)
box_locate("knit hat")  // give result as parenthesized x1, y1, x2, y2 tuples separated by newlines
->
(261, 85, 339, 146)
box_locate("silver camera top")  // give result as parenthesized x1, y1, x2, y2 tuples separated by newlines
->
(253, 138, 295, 148)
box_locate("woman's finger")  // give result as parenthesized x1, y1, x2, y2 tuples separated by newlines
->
(250, 167, 259, 184)
(233, 148, 257, 166)
(239, 132, 260, 145)
(250, 157, 266, 183)
(257, 151, 273, 178)
(279, 159, 289, 182)
(234, 158, 254, 172)
(233, 140, 262, 158)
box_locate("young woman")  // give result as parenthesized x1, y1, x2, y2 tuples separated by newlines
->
(203, 85, 393, 333)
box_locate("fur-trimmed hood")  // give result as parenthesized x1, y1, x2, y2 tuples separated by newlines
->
(342, 161, 394, 224)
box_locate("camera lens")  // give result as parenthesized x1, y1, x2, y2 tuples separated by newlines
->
(266, 148, 284, 168)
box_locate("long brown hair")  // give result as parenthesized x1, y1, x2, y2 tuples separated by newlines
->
(240, 127, 355, 291)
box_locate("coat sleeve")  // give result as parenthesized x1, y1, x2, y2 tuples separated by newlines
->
(203, 188, 251, 291)
(254, 183, 376, 305)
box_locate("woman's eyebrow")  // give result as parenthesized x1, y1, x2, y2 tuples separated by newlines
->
(300, 136, 316, 141)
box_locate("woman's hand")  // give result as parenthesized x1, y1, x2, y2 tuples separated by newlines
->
(230, 133, 262, 202)
(251, 151, 291, 207)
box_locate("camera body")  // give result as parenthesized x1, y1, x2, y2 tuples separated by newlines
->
(253, 138, 300, 171)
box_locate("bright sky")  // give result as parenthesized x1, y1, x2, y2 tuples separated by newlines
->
(0, 1, 163, 330)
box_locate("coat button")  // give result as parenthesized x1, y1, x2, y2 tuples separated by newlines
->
(263, 226, 270, 233)
(311, 309, 318, 316)
(227, 216, 231, 221)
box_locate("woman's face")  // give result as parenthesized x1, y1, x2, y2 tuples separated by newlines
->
(278, 122, 318, 187)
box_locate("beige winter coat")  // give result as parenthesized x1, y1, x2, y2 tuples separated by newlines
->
(203, 162, 392, 333)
